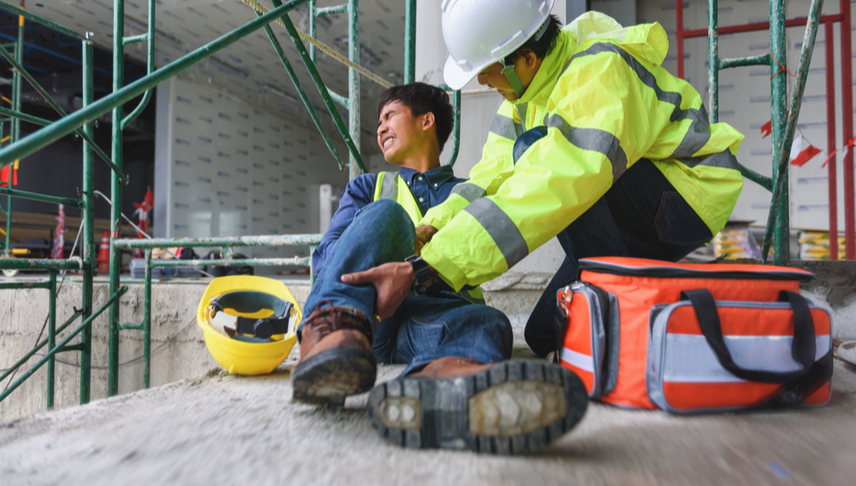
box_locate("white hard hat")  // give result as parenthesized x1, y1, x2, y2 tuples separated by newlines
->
(441, 0, 556, 90)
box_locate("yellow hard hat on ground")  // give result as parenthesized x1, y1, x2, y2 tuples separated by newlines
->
(197, 275, 302, 375)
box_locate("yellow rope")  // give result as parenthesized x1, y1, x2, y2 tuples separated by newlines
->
(242, 0, 393, 89)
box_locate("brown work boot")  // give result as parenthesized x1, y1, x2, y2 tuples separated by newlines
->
(367, 357, 588, 455)
(291, 302, 376, 405)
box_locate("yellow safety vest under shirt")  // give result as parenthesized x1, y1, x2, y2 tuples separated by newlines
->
(419, 12, 745, 292)
(374, 171, 485, 304)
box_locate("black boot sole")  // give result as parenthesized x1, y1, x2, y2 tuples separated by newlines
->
(291, 346, 377, 406)
(367, 360, 588, 455)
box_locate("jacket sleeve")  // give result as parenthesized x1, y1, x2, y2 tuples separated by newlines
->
(311, 174, 376, 275)
(421, 46, 670, 290)
(418, 101, 518, 231)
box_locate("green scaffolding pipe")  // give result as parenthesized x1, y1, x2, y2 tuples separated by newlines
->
(404, 0, 416, 84)
(328, 89, 349, 108)
(80, 37, 95, 404)
(0, 0, 304, 170)
(347, 0, 361, 179)
(122, 34, 148, 45)
(0, 106, 51, 127)
(121, 0, 156, 130)
(0, 1, 85, 40)
(0, 187, 84, 208)
(720, 54, 771, 70)
(152, 257, 311, 267)
(0, 286, 128, 405)
(46, 270, 56, 408)
(761, 0, 824, 263)
(257, 10, 345, 170)
(111, 234, 322, 249)
(0, 282, 51, 290)
(272, 0, 368, 174)
(0, 309, 84, 385)
(108, 0, 126, 398)
(740, 165, 773, 191)
(316, 4, 347, 15)
(448, 89, 461, 166)
(0, 44, 126, 179)
(0, 258, 83, 270)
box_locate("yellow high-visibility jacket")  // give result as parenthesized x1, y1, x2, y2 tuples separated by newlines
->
(420, 12, 744, 292)
(374, 171, 485, 303)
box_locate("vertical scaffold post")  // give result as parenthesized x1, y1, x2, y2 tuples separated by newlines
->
(144, 248, 152, 388)
(404, 0, 416, 85)
(348, 0, 361, 180)
(769, 0, 789, 264)
(46, 269, 56, 408)
(108, 0, 125, 396)
(308, 0, 316, 63)
(707, 0, 719, 122)
(80, 36, 95, 404)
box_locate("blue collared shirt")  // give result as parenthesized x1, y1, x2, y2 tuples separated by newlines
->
(312, 165, 465, 274)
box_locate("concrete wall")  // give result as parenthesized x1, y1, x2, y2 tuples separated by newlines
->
(0, 280, 313, 422)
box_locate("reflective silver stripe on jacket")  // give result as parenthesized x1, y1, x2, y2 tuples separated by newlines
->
(564, 42, 714, 160)
(676, 148, 740, 170)
(463, 198, 529, 268)
(378, 172, 398, 200)
(544, 113, 628, 181)
(450, 183, 486, 203)
(516, 102, 529, 132)
(489, 113, 523, 140)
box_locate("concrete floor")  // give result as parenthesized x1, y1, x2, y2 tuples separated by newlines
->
(1, 357, 854, 486)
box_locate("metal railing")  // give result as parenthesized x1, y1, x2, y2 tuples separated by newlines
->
(0, 0, 444, 407)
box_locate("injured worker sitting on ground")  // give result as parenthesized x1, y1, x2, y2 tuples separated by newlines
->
(292, 82, 587, 455)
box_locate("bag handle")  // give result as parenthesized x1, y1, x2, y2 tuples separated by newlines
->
(680, 289, 816, 384)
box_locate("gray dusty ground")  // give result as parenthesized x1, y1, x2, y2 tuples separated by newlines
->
(1, 359, 855, 486)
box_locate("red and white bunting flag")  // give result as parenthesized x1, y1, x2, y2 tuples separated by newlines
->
(760, 120, 773, 139)
(791, 144, 822, 167)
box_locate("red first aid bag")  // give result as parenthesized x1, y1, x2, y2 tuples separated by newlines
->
(558, 257, 833, 413)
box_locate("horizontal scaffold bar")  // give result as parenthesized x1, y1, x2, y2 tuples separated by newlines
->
(0, 258, 84, 270)
(0, 0, 306, 168)
(0, 280, 52, 290)
(0, 1, 86, 41)
(720, 55, 771, 70)
(152, 257, 311, 268)
(0, 186, 84, 208)
(111, 234, 323, 249)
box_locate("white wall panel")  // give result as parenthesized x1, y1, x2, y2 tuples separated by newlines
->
(155, 78, 350, 264)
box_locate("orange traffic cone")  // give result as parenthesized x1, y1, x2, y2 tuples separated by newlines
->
(97, 231, 110, 274)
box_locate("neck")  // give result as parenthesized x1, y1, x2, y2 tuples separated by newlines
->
(397, 143, 441, 173)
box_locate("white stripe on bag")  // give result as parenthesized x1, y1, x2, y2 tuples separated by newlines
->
(663, 334, 831, 383)
(561, 347, 595, 373)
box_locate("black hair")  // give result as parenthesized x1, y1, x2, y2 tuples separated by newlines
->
(505, 14, 563, 63)
(377, 82, 454, 152)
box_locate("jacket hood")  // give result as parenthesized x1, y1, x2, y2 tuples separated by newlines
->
(513, 11, 669, 105)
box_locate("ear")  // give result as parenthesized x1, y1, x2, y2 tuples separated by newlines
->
(523, 51, 540, 69)
(421, 112, 436, 132)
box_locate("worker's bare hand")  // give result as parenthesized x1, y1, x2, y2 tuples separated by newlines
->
(415, 225, 438, 255)
(341, 262, 415, 319)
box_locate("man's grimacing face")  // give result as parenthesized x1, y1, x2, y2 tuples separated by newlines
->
(377, 101, 430, 163)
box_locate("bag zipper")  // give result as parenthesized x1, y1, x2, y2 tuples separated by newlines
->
(579, 260, 812, 281)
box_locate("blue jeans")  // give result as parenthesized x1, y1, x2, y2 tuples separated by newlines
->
(301, 199, 513, 375)
(516, 128, 714, 357)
